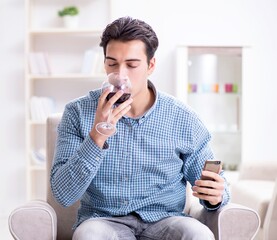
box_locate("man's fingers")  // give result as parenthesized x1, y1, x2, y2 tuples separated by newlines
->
(107, 90, 124, 106)
(201, 170, 223, 182)
(192, 191, 223, 205)
(109, 98, 133, 123)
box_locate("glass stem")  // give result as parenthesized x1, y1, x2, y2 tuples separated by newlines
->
(106, 105, 114, 124)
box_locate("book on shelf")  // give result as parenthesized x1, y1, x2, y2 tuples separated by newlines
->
(28, 52, 51, 75)
(31, 148, 46, 165)
(81, 49, 105, 75)
(30, 96, 55, 122)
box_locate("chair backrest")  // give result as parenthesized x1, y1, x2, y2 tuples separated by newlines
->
(46, 113, 79, 240)
(238, 161, 277, 181)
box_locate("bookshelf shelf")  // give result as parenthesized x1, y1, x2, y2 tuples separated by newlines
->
(30, 28, 102, 35)
(210, 130, 242, 134)
(29, 120, 46, 126)
(29, 73, 106, 80)
(29, 73, 105, 80)
(29, 164, 46, 171)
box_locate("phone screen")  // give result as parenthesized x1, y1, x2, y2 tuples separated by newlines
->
(201, 160, 221, 180)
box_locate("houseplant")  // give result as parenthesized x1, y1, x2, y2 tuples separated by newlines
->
(58, 6, 79, 28)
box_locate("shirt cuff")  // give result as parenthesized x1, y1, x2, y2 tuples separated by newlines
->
(201, 187, 229, 211)
(79, 135, 109, 167)
(202, 200, 221, 210)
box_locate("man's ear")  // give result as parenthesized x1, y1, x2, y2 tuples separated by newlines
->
(148, 57, 156, 75)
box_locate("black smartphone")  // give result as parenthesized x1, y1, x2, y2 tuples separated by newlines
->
(201, 160, 221, 181)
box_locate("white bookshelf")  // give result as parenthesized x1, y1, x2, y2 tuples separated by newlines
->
(25, 0, 111, 200)
(176, 46, 245, 171)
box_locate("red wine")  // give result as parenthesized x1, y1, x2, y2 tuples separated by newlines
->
(106, 92, 131, 104)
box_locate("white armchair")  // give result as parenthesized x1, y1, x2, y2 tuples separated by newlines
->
(231, 161, 277, 240)
(8, 114, 260, 240)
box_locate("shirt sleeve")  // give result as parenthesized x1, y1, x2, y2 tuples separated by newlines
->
(50, 103, 108, 207)
(182, 112, 230, 210)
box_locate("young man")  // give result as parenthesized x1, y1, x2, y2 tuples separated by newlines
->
(50, 16, 230, 239)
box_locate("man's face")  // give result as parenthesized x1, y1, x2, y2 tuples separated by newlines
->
(104, 40, 155, 99)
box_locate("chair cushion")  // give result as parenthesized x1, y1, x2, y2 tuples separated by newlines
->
(231, 180, 275, 227)
(9, 201, 57, 240)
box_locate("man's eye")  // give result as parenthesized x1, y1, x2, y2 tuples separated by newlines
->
(108, 63, 117, 67)
(128, 65, 138, 68)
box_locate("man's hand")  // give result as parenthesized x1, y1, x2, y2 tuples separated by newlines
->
(192, 170, 225, 206)
(90, 88, 133, 148)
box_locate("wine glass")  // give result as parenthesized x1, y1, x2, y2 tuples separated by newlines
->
(96, 72, 132, 136)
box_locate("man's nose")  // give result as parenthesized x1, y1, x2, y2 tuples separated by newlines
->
(118, 67, 128, 76)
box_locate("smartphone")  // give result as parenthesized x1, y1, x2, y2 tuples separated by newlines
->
(201, 160, 221, 181)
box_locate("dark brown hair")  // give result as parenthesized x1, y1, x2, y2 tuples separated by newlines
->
(100, 16, 159, 64)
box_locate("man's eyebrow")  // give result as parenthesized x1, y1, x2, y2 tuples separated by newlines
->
(126, 59, 141, 62)
(105, 56, 116, 61)
(105, 56, 141, 62)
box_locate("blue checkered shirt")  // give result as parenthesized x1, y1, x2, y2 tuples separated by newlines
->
(50, 81, 230, 229)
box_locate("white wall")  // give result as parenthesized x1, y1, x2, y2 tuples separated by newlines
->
(0, 1, 26, 217)
(1, 0, 277, 218)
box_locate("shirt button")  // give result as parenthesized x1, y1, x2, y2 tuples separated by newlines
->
(95, 157, 100, 161)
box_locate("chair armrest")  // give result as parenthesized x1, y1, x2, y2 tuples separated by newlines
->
(189, 203, 260, 240)
(263, 177, 277, 240)
(9, 200, 57, 240)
